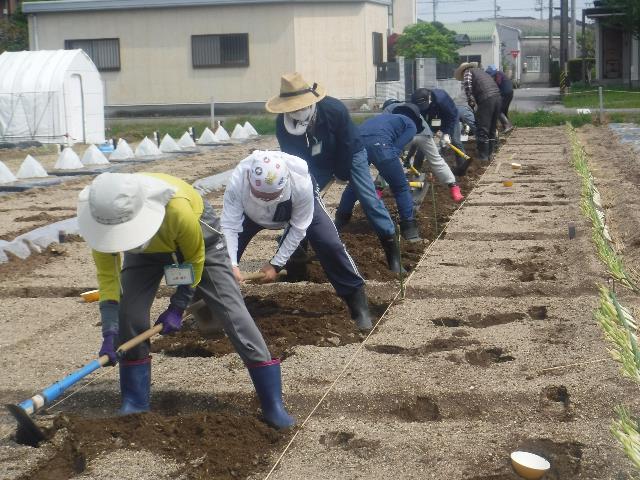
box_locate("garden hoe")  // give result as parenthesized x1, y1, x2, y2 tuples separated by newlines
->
(6, 323, 163, 447)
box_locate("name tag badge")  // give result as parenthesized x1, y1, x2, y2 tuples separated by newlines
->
(164, 263, 195, 286)
(431, 118, 442, 127)
(311, 141, 323, 156)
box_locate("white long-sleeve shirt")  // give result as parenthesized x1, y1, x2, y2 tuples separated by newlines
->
(221, 153, 314, 267)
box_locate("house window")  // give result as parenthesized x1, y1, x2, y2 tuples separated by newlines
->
(459, 55, 482, 64)
(192, 34, 249, 68)
(525, 56, 541, 73)
(65, 38, 120, 71)
(372, 32, 384, 66)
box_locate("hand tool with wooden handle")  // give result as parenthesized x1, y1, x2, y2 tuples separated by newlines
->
(6, 323, 164, 447)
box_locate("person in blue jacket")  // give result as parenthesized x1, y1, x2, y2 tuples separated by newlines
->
(336, 113, 421, 243)
(266, 72, 402, 273)
(410, 87, 469, 175)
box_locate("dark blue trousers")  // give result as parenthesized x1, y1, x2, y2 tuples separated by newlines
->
(237, 195, 364, 297)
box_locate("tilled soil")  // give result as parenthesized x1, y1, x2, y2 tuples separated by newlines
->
(1, 128, 638, 479)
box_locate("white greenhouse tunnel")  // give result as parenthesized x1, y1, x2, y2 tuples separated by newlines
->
(0, 49, 105, 145)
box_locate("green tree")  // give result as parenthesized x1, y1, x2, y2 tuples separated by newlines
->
(577, 30, 595, 58)
(394, 22, 459, 63)
(603, 0, 640, 38)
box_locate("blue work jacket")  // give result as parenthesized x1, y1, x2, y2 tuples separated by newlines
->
(276, 96, 363, 184)
(423, 88, 458, 137)
(358, 114, 417, 158)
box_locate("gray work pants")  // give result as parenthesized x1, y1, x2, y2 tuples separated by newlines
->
(408, 131, 456, 186)
(119, 201, 271, 364)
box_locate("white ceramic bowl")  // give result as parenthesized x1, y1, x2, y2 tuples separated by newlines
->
(510, 451, 550, 479)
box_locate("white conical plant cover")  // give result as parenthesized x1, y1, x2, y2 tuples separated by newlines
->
(110, 139, 135, 160)
(16, 155, 48, 179)
(159, 134, 182, 153)
(178, 131, 196, 148)
(81, 144, 109, 165)
(135, 136, 163, 157)
(243, 121, 259, 136)
(54, 147, 83, 170)
(0, 161, 17, 183)
(215, 125, 230, 141)
(197, 127, 218, 145)
(231, 124, 250, 140)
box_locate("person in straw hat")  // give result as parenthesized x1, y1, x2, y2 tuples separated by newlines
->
(77, 172, 295, 429)
(454, 61, 502, 162)
(266, 72, 403, 273)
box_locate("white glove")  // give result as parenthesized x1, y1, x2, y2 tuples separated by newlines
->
(443, 134, 451, 145)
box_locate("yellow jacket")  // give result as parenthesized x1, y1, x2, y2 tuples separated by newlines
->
(93, 173, 205, 302)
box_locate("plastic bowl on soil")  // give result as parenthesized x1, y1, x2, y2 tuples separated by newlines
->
(80, 289, 100, 302)
(510, 451, 550, 479)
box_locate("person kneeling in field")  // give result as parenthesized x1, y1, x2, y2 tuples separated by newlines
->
(77, 172, 295, 429)
(221, 150, 373, 331)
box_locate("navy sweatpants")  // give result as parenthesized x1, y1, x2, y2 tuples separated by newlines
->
(236, 195, 364, 297)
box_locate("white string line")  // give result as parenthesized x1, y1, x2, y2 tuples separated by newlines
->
(264, 158, 490, 479)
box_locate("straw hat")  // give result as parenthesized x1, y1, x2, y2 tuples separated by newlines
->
(454, 62, 479, 81)
(77, 173, 177, 253)
(266, 72, 327, 113)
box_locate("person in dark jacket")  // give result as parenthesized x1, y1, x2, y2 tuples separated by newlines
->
(486, 65, 514, 133)
(410, 87, 470, 176)
(336, 113, 421, 242)
(266, 72, 402, 273)
(455, 62, 502, 162)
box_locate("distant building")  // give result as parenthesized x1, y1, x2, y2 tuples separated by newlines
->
(391, 0, 416, 34)
(584, 1, 639, 86)
(23, 0, 391, 115)
(444, 21, 500, 68)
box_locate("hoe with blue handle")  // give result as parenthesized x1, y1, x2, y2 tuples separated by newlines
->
(6, 323, 163, 447)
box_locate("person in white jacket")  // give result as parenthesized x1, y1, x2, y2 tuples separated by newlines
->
(221, 150, 372, 331)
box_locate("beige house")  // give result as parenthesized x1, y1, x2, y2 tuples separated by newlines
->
(24, 0, 390, 114)
(391, 0, 416, 34)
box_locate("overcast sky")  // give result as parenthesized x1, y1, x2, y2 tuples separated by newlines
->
(416, 0, 594, 23)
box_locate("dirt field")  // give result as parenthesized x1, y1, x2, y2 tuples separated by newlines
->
(0, 126, 638, 479)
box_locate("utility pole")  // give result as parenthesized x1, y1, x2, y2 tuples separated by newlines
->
(560, 0, 568, 90)
(570, 0, 576, 59)
(548, 0, 554, 86)
(433, 0, 437, 22)
(494, 0, 498, 19)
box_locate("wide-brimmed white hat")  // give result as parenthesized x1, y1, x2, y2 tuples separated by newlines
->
(266, 72, 327, 113)
(77, 173, 177, 253)
(454, 61, 479, 81)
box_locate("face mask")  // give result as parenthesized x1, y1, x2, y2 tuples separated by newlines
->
(289, 105, 314, 122)
(283, 104, 316, 135)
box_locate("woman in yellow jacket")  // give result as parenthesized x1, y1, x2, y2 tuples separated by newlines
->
(77, 172, 294, 429)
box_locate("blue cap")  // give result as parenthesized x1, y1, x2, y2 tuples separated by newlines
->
(486, 65, 498, 76)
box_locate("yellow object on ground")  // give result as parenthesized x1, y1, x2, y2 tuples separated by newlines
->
(503, 180, 513, 187)
(80, 289, 100, 302)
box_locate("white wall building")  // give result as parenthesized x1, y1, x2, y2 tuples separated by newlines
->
(24, 0, 390, 114)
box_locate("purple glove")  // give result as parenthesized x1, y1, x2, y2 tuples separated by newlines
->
(99, 330, 118, 366)
(155, 304, 184, 335)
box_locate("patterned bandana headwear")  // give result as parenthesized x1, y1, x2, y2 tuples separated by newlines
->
(248, 151, 290, 202)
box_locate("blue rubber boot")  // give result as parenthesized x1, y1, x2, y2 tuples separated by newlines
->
(247, 359, 296, 430)
(119, 357, 151, 415)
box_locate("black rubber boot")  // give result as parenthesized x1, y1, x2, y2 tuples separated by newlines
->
(379, 234, 405, 273)
(334, 211, 352, 232)
(341, 287, 373, 331)
(476, 141, 490, 163)
(499, 113, 514, 134)
(399, 218, 422, 243)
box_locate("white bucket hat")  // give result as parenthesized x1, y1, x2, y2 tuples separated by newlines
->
(77, 173, 177, 253)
